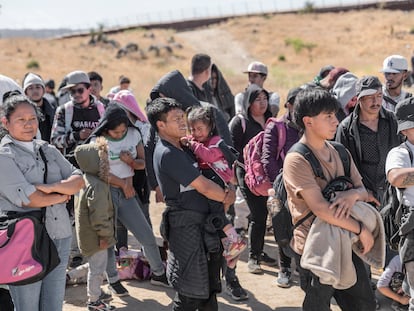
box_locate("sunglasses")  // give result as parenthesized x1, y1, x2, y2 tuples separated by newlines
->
(70, 87, 85, 95)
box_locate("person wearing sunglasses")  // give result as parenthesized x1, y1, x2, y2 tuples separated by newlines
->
(50, 70, 106, 269)
(51, 70, 105, 162)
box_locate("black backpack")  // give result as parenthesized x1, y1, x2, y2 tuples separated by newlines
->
(380, 142, 413, 251)
(271, 141, 350, 249)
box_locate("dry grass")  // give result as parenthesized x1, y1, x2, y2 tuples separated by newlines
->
(1, 8, 414, 110)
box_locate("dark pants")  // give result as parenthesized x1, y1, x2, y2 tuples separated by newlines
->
(235, 165, 268, 259)
(294, 251, 376, 311)
(278, 246, 292, 269)
(172, 251, 221, 311)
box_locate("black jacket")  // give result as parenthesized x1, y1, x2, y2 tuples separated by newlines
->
(335, 104, 402, 199)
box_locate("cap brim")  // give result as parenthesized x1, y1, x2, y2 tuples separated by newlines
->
(381, 68, 402, 74)
(61, 83, 77, 91)
(398, 120, 414, 133)
(243, 70, 264, 74)
(357, 89, 378, 100)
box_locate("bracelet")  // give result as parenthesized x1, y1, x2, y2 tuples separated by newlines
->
(356, 221, 363, 236)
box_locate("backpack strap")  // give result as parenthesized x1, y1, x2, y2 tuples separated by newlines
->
(329, 141, 351, 177)
(289, 143, 325, 179)
(273, 121, 287, 161)
(288, 141, 351, 179)
(402, 142, 414, 164)
(383, 95, 398, 107)
(63, 101, 74, 133)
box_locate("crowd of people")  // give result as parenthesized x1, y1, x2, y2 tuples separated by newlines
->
(0, 51, 413, 311)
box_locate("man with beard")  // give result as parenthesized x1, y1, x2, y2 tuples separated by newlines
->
(22, 73, 57, 142)
(381, 54, 412, 112)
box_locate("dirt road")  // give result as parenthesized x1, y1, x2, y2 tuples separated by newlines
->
(63, 193, 393, 311)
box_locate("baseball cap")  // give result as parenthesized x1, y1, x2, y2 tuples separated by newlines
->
(286, 87, 302, 106)
(243, 61, 268, 75)
(395, 97, 414, 133)
(62, 71, 90, 90)
(381, 55, 408, 73)
(318, 65, 335, 79)
(355, 75, 382, 100)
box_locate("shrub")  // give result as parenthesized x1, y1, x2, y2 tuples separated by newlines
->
(278, 55, 286, 61)
(26, 59, 40, 69)
(285, 38, 316, 54)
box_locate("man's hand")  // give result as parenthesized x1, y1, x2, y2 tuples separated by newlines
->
(122, 179, 136, 199)
(357, 224, 374, 255)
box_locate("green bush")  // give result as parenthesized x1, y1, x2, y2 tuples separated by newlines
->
(285, 38, 316, 54)
(26, 59, 40, 69)
(278, 55, 286, 61)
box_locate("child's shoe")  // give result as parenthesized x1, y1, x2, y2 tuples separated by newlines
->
(224, 238, 247, 261)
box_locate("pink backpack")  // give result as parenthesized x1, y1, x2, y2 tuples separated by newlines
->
(243, 118, 287, 196)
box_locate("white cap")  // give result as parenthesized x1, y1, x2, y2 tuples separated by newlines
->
(381, 55, 408, 73)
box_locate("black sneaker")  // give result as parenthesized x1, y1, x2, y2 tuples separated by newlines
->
(226, 277, 249, 301)
(108, 281, 129, 297)
(259, 252, 277, 267)
(98, 291, 113, 302)
(150, 272, 171, 288)
(69, 255, 83, 268)
(87, 299, 116, 310)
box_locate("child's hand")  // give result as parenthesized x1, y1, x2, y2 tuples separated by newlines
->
(119, 150, 133, 164)
(122, 179, 136, 199)
(180, 137, 190, 147)
(99, 238, 109, 249)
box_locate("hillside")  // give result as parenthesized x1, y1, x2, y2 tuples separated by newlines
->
(1, 8, 413, 107)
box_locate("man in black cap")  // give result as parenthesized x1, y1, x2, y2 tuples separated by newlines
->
(336, 75, 402, 204)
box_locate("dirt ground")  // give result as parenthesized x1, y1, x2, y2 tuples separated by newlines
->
(63, 193, 394, 311)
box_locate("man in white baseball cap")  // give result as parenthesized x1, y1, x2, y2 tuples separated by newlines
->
(381, 54, 412, 112)
(234, 61, 280, 116)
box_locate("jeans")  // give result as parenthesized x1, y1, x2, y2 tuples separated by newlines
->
(109, 187, 164, 276)
(235, 165, 268, 259)
(294, 251, 376, 311)
(9, 236, 72, 311)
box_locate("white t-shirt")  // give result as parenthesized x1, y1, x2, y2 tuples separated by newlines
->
(385, 141, 414, 205)
(106, 127, 141, 179)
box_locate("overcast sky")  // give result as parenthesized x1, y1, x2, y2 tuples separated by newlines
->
(0, 0, 362, 30)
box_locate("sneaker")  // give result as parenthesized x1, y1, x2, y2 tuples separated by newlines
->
(226, 277, 249, 301)
(224, 238, 247, 261)
(69, 255, 83, 268)
(108, 281, 129, 297)
(276, 268, 292, 288)
(259, 252, 277, 267)
(247, 258, 263, 274)
(87, 300, 116, 311)
(98, 291, 113, 302)
(150, 272, 171, 288)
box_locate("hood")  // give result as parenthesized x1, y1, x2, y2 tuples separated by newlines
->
(149, 70, 200, 110)
(332, 72, 358, 110)
(74, 137, 109, 181)
(242, 83, 269, 116)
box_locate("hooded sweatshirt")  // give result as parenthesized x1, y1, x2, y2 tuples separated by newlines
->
(74, 137, 116, 257)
